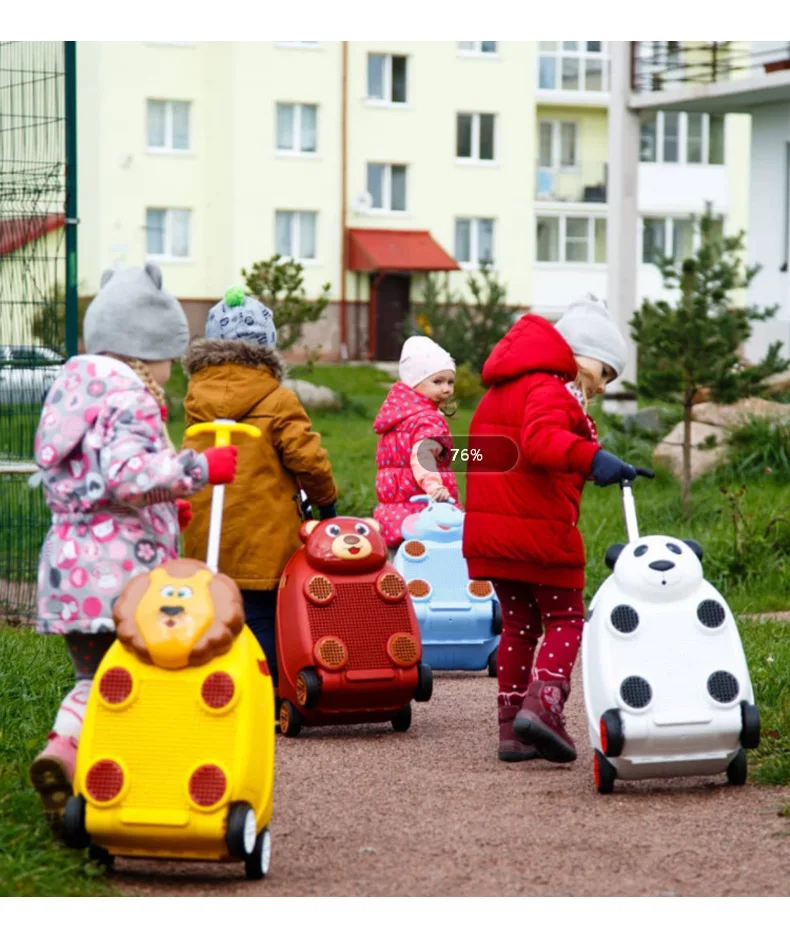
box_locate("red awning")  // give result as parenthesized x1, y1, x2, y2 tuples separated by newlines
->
(0, 214, 65, 257)
(348, 228, 459, 273)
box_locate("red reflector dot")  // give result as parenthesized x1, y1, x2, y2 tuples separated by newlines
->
(189, 765, 227, 806)
(201, 672, 235, 709)
(86, 760, 124, 802)
(99, 667, 133, 704)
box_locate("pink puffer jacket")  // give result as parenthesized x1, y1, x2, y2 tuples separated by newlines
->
(373, 382, 459, 547)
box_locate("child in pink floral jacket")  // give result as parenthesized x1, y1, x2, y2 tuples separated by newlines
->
(373, 336, 459, 552)
(29, 264, 238, 835)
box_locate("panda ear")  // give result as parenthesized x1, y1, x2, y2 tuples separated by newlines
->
(684, 539, 703, 561)
(605, 543, 625, 570)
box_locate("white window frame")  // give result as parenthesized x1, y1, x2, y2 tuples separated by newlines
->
(366, 163, 408, 213)
(538, 119, 578, 170)
(145, 208, 192, 262)
(366, 53, 409, 106)
(275, 103, 319, 156)
(456, 112, 497, 165)
(640, 214, 725, 265)
(457, 41, 498, 56)
(640, 112, 725, 165)
(455, 218, 496, 268)
(146, 100, 192, 154)
(537, 42, 610, 93)
(535, 213, 607, 265)
(275, 210, 319, 263)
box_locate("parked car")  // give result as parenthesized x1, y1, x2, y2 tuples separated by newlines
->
(0, 345, 65, 406)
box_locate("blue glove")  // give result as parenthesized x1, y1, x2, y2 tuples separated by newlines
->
(319, 502, 338, 520)
(591, 450, 637, 487)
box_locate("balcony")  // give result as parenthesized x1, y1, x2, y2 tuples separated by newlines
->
(535, 161, 607, 204)
(630, 41, 790, 113)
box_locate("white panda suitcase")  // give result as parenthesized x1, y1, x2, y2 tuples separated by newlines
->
(582, 473, 760, 794)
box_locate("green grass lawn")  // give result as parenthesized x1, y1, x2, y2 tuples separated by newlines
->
(1, 361, 789, 895)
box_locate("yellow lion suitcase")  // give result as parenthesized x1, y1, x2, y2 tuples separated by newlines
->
(63, 421, 275, 879)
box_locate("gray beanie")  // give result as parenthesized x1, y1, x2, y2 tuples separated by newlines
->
(83, 263, 189, 361)
(205, 286, 277, 348)
(554, 293, 628, 378)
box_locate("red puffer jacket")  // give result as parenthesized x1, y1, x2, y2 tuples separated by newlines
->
(462, 314, 601, 589)
(373, 381, 459, 547)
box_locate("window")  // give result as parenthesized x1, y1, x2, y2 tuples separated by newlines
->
(641, 215, 724, 264)
(456, 113, 496, 162)
(536, 215, 607, 263)
(663, 112, 680, 163)
(275, 211, 317, 260)
(146, 208, 191, 259)
(458, 41, 497, 54)
(455, 218, 495, 265)
(640, 112, 726, 165)
(538, 41, 609, 93)
(367, 54, 408, 103)
(276, 103, 318, 153)
(538, 120, 577, 168)
(146, 100, 191, 151)
(366, 163, 407, 211)
(642, 217, 666, 263)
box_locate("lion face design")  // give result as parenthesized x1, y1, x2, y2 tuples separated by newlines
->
(113, 559, 245, 669)
(299, 517, 387, 574)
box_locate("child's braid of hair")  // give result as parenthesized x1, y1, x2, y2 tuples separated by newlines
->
(109, 355, 176, 452)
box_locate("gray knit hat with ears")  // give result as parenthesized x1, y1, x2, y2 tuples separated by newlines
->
(82, 263, 189, 361)
(554, 293, 629, 378)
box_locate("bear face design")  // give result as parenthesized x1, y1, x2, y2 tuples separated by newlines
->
(299, 517, 387, 574)
(606, 535, 704, 603)
(401, 498, 464, 544)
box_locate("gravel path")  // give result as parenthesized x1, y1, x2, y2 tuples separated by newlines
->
(120, 671, 790, 897)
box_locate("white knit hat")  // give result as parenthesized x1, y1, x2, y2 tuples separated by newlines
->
(399, 336, 456, 388)
(554, 293, 629, 378)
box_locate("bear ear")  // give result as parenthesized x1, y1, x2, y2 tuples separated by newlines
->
(684, 539, 704, 561)
(99, 268, 114, 288)
(144, 262, 163, 289)
(299, 520, 320, 543)
(605, 543, 625, 570)
(366, 518, 381, 533)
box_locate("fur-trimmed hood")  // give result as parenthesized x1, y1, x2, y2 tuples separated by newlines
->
(182, 339, 288, 423)
(182, 338, 286, 382)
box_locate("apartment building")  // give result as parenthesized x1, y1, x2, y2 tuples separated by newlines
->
(71, 41, 749, 361)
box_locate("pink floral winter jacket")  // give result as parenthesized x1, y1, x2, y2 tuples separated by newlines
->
(373, 381, 459, 547)
(33, 354, 210, 635)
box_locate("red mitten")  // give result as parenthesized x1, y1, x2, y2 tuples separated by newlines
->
(175, 499, 193, 531)
(204, 445, 238, 484)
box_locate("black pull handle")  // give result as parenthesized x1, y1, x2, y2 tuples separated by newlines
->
(621, 466, 655, 489)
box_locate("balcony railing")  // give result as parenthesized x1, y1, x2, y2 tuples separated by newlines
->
(535, 161, 607, 204)
(631, 41, 790, 93)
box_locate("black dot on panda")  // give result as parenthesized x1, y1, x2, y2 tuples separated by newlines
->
(697, 599, 726, 628)
(611, 604, 639, 634)
(707, 670, 739, 703)
(667, 543, 682, 555)
(634, 545, 648, 557)
(620, 675, 652, 709)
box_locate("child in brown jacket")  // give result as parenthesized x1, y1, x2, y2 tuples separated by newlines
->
(182, 287, 337, 684)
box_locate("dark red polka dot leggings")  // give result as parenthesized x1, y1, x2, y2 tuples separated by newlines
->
(491, 579, 585, 694)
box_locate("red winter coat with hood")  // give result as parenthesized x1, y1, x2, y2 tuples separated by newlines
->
(462, 314, 602, 590)
(373, 381, 459, 547)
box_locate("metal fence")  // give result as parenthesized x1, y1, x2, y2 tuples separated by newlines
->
(0, 41, 75, 623)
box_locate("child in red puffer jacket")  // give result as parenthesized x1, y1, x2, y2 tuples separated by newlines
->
(463, 295, 636, 765)
(373, 336, 459, 554)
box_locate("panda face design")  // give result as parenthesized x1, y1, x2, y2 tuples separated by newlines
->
(612, 535, 703, 602)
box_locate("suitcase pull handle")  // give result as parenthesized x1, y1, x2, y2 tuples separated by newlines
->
(620, 467, 655, 542)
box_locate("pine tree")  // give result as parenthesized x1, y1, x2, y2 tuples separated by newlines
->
(630, 205, 786, 514)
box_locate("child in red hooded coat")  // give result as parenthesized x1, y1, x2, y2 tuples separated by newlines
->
(463, 295, 636, 764)
(374, 336, 459, 554)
